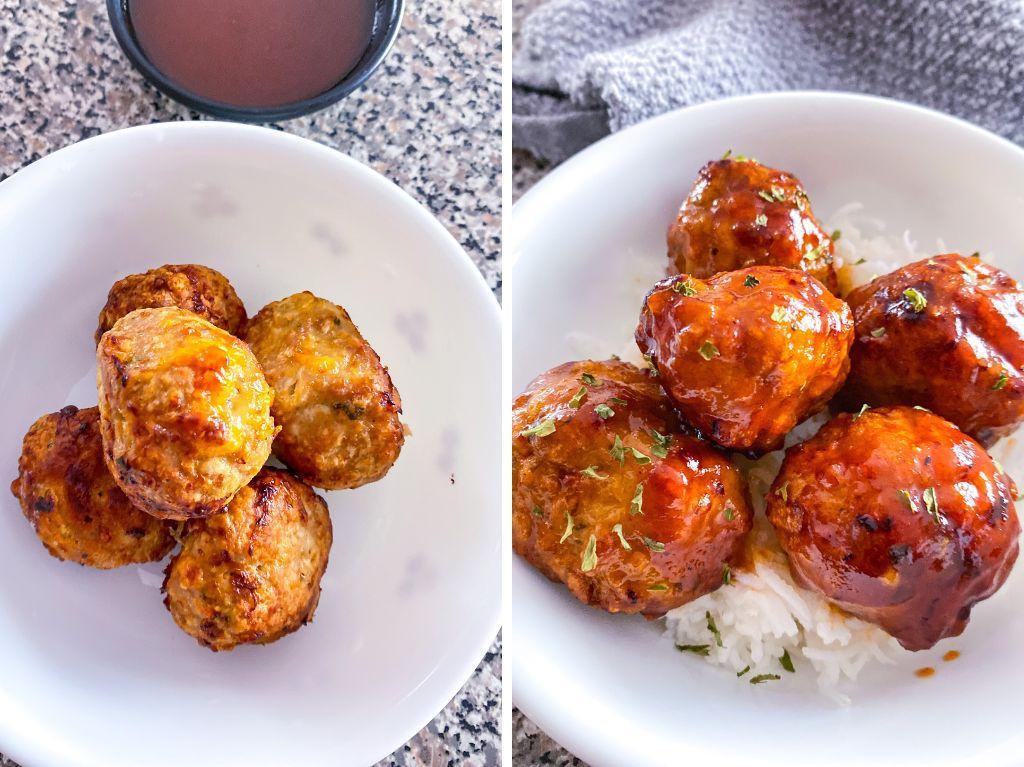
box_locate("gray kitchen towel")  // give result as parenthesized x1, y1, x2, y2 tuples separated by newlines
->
(513, 0, 1024, 163)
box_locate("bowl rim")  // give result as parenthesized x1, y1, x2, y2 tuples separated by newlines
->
(507, 89, 1024, 767)
(104, 0, 405, 122)
(0, 120, 501, 767)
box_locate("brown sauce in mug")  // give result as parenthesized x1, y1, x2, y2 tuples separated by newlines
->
(128, 0, 376, 108)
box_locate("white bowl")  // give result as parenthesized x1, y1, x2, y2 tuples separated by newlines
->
(0, 122, 500, 767)
(508, 92, 1024, 767)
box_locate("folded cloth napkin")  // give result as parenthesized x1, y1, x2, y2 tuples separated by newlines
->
(513, 0, 1024, 163)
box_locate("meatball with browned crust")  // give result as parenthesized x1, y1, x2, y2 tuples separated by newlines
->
(97, 307, 277, 520)
(513, 359, 752, 617)
(95, 264, 246, 344)
(163, 468, 332, 651)
(244, 292, 404, 490)
(766, 406, 1019, 651)
(841, 253, 1024, 446)
(636, 266, 854, 455)
(10, 406, 175, 568)
(667, 157, 838, 292)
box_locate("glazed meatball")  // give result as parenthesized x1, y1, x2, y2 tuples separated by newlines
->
(163, 468, 332, 651)
(10, 406, 175, 568)
(766, 406, 1019, 651)
(667, 157, 838, 292)
(244, 292, 404, 490)
(512, 359, 752, 616)
(636, 266, 853, 455)
(97, 307, 277, 520)
(841, 253, 1024, 446)
(95, 264, 246, 344)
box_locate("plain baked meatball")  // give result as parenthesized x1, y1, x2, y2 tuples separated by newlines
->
(97, 307, 277, 520)
(95, 264, 246, 344)
(766, 405, 1019, 651)
(667, 157, 838, 292)
(244, 292, 404, 490)
(163, 468, 332, 651)
(841, 253, 1024, 446)
(636, 266, 853, 455)
(10, 405, 175, 568)
(512, 359, 752, 616)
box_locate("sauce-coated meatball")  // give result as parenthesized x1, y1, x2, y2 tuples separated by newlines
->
(766, 406, 1019, 651)
(244, 292, 404, 490)
(667, 157, 838, 292)
(513, 359, 752, 616)
(163, 468, 332, 651)
(97, 307, 277, 520)
(95, 264, 246, 344)
(841, 253, 1024, 446)
(636, 266, 853, 455)
(10, 406, 175, 568)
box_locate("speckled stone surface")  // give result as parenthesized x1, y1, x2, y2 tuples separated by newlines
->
(0, 1, 500, 765)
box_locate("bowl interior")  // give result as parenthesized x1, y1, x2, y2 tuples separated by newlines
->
(508, 92, 1024, 767)
(0, 122, 499, 767)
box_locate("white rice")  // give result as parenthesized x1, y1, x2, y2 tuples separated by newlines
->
(665, 204, 975, 704)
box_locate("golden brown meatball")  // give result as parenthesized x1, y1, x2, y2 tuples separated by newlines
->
(244, 292, 404, 490)
(766, 406, 1019, 651)
(97, 307, 277, 520)
(841, 253, 1024, 446)
(10, 405, 175, 568)
(667, 157, 839, 292)
(163, 468, 332, 651)
(95, 264, 246, 344)
(636, 266, 854, 455)
(513, 359, 752, 617)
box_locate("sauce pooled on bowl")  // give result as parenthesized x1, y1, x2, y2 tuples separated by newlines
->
(128, 0, 376, 108)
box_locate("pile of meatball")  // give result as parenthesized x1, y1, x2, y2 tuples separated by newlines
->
(11, 264, 404, 651)
(513, 156, 1023, 651)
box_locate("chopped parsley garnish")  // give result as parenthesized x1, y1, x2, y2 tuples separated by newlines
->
(831, 229, 842, 242)
(870, 327, 886, 338)
(903, 287, 927, 312)
(649, 429, 672, 458)
(559, 512, 574, 543)
(750, 673, 781, 685)
(993, 372, 1009, 391)
(673, 277, 697, 296)
(642, 352, 659, 375)
(898, 489, 918, 513)
(723, 506, 736, 521)
(580, 466, 607, 480)
(805, 242, 828, 261)
(611, 523, 632, 550)
(776, 482, 789, 502)
(722, 563, 732, 585)
(924, 487, 942, 525)
(770, 185, 786, 201)
(780, 649, 795, 672)
(722, 149, 732, 159)
(609, 396, 627, 406)
(853, 257, 867, 265)
(531, 505, 543, 517)
(568, 386, 587, 408)
(648, 583, 669, 592)
(698, 340, 719, 360)
(630, 447, 651, 464)
(630, 483, 644, 515)
(736, 666, 751, 677)
(581, 534, 598, 572)
(642, 536, 665, 553)
(677, 644, 711, 656)
(771, 305, 795, 324)
(706, 611, 723, 647)
(594, 404, 615, 420)
(755, 213, 768, 227)
(757, 190, 775, 203)
(522, 419, 555, 437)
(610, 435, 627, 464)
(743, 274, 760, 288)
(581, 373, 600, 387)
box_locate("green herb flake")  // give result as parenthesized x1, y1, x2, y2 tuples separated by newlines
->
(993, 372, 1009, 391)
(776, 482, 789, 502)
(750, 673, 781, 685)
(723, 506, 736, 521)
(870, 327, 886, 338)
(594, 404, 615, 420)
(903, 287, 927, 312)
(580, 466, 607, 480)
(737, 665, 751, 677)
(757, 190, 775, 203)
(743, 274, 760, 288)
(673, 277, 698, 296)
(770, 185, 786, 201)
(755, 213, 768, 227)
(642, 352, 659, 376)
(568, 386, 587, 408)
(629, 447, 651, 465)
(706, 611, 723, 647)
(609, 396, 628, 406)
(677, 644, 711, 656)
(771, 305, 795, 324)
(611, 523, 632, 551)
(898, 489, 918, 513)
(722, 563, 732, 585)
(649, 429, 672, 458)
(630, 483, 644, 516)
(780, 649, 795, 673)
(610, 435, 627, 465)
(831, 229, 842, 242)
(853, 257, 867, 265)
(559, 512, 574, 543)
(643, 536, 666, 553)
(722, 149, 732, 159)
(531, 505, 543, 517)
(648, 583, 669, 592)
(581, 534, 598, 572)
(924, 487, 942, 525)
(522, 419, 555, 438)
(698, 340, 720, 360)
(580, 373, 600, 387)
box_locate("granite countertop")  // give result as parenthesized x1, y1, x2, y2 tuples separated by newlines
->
(0, 1, 500, 765)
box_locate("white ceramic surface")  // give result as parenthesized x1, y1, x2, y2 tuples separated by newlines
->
(508, 92, 1024, 767)
(0, 123, 500, 767)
